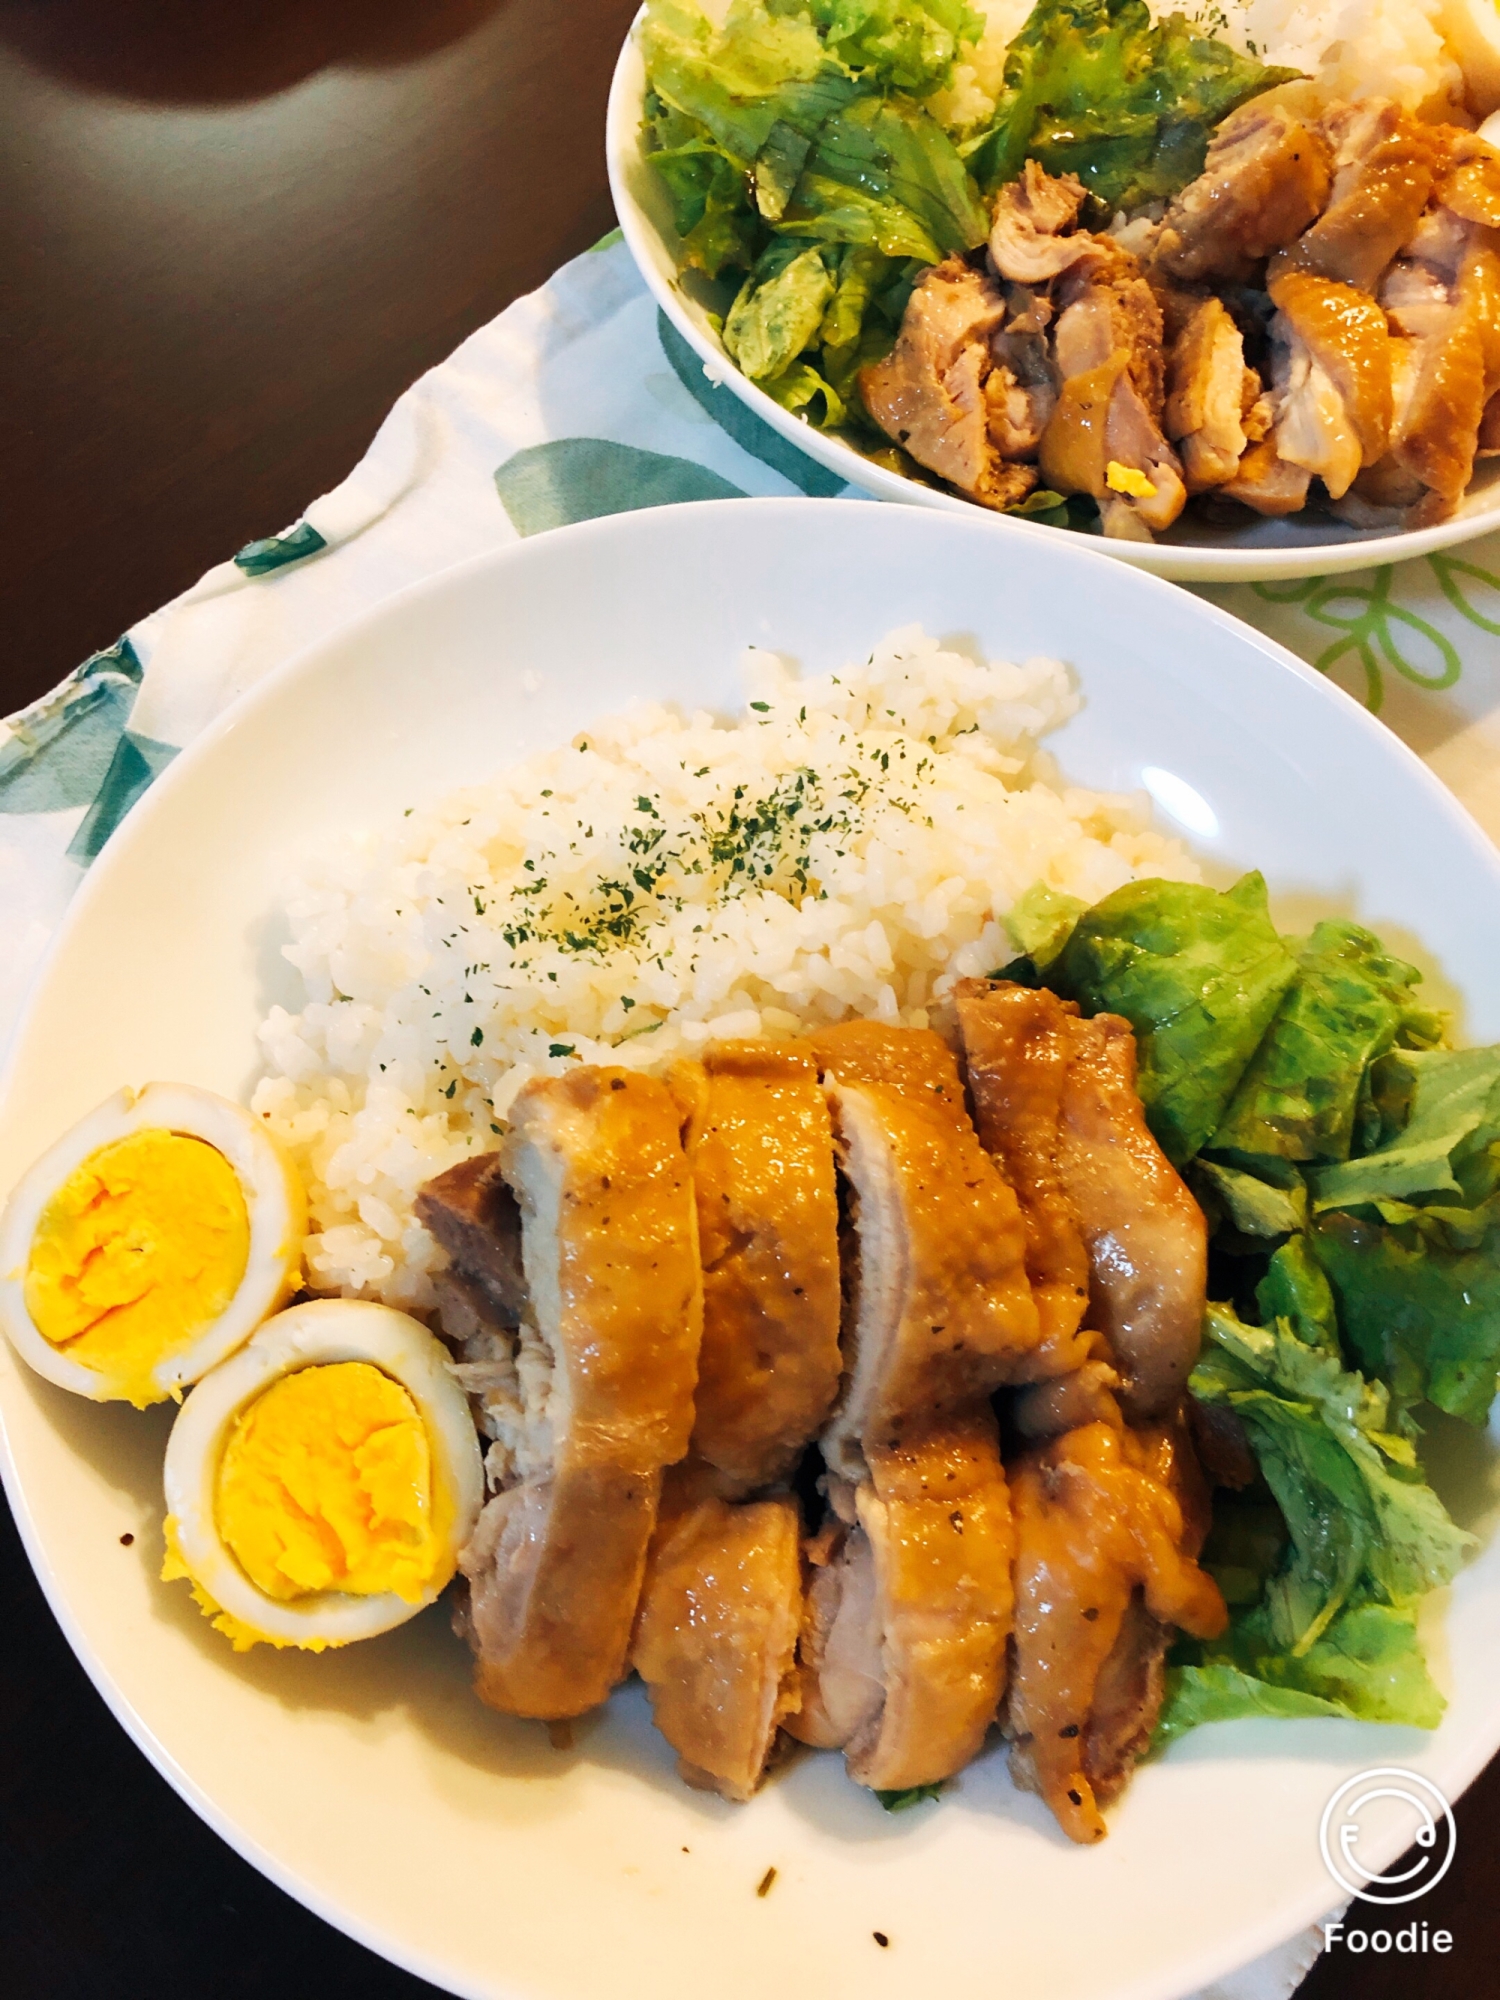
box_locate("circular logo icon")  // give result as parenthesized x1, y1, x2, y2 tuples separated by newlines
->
(1319, 1768, 1456, 1906)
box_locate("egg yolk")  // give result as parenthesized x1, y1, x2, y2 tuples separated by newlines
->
(215, 1362, 441, 1603)
(23, 1131, 251, 1405)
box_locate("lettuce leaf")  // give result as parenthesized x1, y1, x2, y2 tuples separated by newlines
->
(762, 355, 848, 425)
(1054, 873, 1298, 1167)
(646, 104, 766, 276)
(1211, 921, 1424, 1165)
(1155, 1663, 1349, 1748)
(819, 241, 898, 349)
(773, 0, 986, 96)
(1256, 1235, 1338, 1352)
(1312, 1201, 1500, 1426)
(724, 242, 837, 378)
(641, 0, 862, 164)
(964, 0, 1298, 213)
(779, 94, 991, 261)
(1174, 1305, 1470, 1732)
(1310, 1044, 1500, 1211)
(1004, 881, 1085, 972)
(1193, 1158, 1305, 1239)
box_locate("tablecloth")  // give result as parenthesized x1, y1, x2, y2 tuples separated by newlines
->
(7, 227, 1493, 1998)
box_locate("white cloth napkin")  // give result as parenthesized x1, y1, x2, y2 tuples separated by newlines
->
(4, 231, 1469, 1995)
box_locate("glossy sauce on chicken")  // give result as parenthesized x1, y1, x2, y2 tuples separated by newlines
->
(1056, 1012, 1208, 1421)
(1007, 1420, 1226, 1843)
(809, 1020, 1041, 1478)
(791, 1415, 1015, 1791)
(953, 979, 1092, 1379)
(456, 1068, 703, 1719)
(633, 1463, 803, 1801)
(672, 1043, 842, 1494)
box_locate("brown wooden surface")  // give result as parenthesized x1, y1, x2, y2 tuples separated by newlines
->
(0, 4, 1496, 1995)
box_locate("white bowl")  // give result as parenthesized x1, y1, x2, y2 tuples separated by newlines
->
(3, 499, 1499, 2000)
(606, 16, 1500, 584)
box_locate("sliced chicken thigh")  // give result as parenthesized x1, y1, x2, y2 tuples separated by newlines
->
(860, 259, 1038, 511)
(1153, 89, 1333, 283)
(458, 1464, 666, 1720)
(1340, 177, 1500, 526)
(450, 1069, 702, 1718)
(632, 1464, 803, 1801)
(807, 1021, 1040, 1480)
(1163, 297, 1264, 492)
(1274, 100, 1441, 292)
(790, 1416, 1015, 1792)
(987, 160, 1091, 283)
(1039, 240, 1187, 538)
(952, 979, 1091, 1379)
(672, 1043, 842, 1494)
(1006, 1418, 1225, 1843)
(1265, 268, 1393, 499)
(1055, 1014, 1207, 1421)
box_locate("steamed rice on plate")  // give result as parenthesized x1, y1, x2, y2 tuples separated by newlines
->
(252, 627, 1194, 1305)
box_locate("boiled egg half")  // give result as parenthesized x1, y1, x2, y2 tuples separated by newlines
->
(0, 1084, 305, 1408)
(163, 1298, 484, 1650)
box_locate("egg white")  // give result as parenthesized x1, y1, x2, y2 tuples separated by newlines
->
(0, 1082, 305, 1403)
(163, 1298, 484, 1648)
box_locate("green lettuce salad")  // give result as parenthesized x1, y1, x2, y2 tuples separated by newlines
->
(639, 0, 1290, 446)
(1001, 875, 1493, 1742)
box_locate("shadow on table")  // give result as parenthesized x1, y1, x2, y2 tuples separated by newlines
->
(0, 0, 507, 104)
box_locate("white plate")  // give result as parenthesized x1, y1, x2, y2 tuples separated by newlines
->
(606, 19, 1500, 584)
(3, 500, 1499, 2000)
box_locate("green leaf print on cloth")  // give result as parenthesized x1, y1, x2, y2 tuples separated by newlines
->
(1430, 553, 1500, 636)
(657, 311, 847, 497)
(0, 638, 142, 816)
(233, 519, 329, 576)
(67, 728, 178, 864)
(493, 438, 747, 536)
(1247, 550, 1500, 714)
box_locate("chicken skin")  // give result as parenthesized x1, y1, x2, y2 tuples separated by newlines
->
(1340, 185, 1500, 527)
(790, 1415, 1014, 1792)
(1153, 89, 1333, 284)
(1273, 100, 1441, 294)
(632, 1464, 803, 1801)
(672, 1044, 842, 1495)
(1056, 1014, 1208, 1421)
(450, 1069, 702, 1719)
(807, 1021, 1040, 1480)
(952, 980, 1091, 1380)
(1265, 268, 1393, 500)
(1006, 1419, 1225, 1843)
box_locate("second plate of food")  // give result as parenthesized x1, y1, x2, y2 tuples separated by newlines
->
(3, 499, 1499, 2000)
(608, 0, 1500, 582)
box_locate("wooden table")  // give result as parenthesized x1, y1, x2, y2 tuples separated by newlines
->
(1, 4, 1496, 1994)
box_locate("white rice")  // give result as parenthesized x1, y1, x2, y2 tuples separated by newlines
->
(252, 627, 1198, 1308)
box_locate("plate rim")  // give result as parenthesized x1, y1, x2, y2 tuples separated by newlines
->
(3, 496, 1499, 2000)
(604, 12, 1500, 585)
